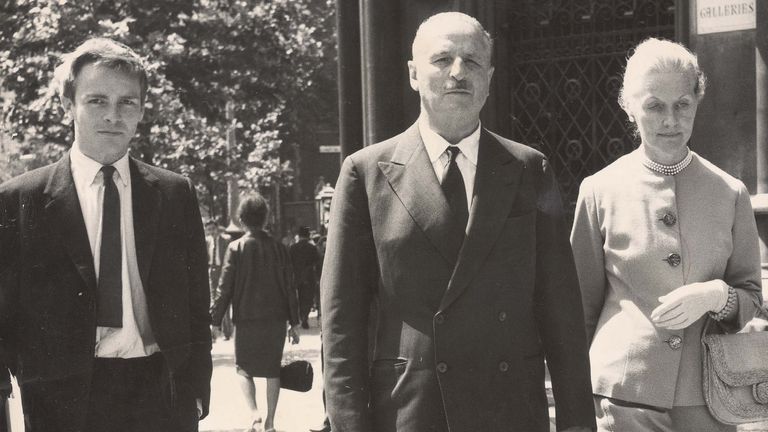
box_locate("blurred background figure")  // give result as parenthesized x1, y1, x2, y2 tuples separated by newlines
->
(205, 219, 232, 341)
(211, 193, 301, 432)
(290, 226, 320, 329)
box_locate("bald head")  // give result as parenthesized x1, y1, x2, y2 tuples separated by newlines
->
(412, 12, 493, 61)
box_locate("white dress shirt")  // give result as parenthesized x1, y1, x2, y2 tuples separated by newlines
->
(418, 116, 480, 212)
(70, 145, 159, 358)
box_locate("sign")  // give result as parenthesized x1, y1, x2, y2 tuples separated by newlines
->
(319, 145, 340, 153)
(697, 0, 756, 35)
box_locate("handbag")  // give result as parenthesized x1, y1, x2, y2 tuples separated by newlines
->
(701, 317, 768, 425)
(280, 360, 313, 392)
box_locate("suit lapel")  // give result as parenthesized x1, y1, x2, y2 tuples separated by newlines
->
(439, 130, 524, 311)
(43, 152, 98, 294)
(130, 158, 162, 291)
(378, 124, 465, 266)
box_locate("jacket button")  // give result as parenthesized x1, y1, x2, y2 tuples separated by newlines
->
(663, 253, 681, 267)
(665, 335, 683, 350)
(435, 314, 445, 325)
(77, 292, 84, 297)
(498, 311, 507, 322)
(498, 361, 509, 372)
(660, 212, 677, 226)
(436, 362, 448, 373)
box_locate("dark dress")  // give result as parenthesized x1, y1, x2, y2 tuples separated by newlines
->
(211, 230, 299, 378)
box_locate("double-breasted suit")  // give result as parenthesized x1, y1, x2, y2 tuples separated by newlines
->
(321, 124, 595, 432)
(0, 152, 212, 431)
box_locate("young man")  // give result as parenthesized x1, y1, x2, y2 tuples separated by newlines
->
(321, 12, 595, 432)
(0, 38, 211, 432)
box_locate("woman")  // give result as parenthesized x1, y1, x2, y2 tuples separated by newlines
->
(570, 38, 762, 431)
(211, 193, 300, 432)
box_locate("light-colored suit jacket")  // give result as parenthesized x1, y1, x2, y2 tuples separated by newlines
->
(321, 123, 595, 432)
(571, 150, 762, 408)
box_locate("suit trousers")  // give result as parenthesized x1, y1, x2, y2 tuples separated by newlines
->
(594, 396, 735, 432)
(85, 353, 193, 432)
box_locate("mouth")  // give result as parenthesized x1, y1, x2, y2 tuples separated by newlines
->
(97, 131, 123, 136)
(658, 132, 682, 138)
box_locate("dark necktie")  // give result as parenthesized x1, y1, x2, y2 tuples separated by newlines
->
(442, 146, 469, 229)
(97, 165, 123, 327)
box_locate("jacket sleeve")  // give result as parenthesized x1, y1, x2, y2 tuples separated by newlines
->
(569, 176, 607, 344)
(533, 158, 596, 431)
(320, 155, 378, 432)
(0, 187, 19, 399)
(211, 244, 237, 326)
(720, 182, 763, 331)
(181, 178, 213, 418)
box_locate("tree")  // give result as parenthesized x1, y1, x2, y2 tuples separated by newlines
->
(0, 0, 337, 223)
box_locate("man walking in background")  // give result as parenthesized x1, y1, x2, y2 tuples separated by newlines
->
(206, 219, 232, 340)
(321, 12, 594, 432)
(290, 226, 320, 329)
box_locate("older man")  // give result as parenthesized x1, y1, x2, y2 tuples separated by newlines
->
(0, 38, 211, 431)
(320, 11, 595, 432)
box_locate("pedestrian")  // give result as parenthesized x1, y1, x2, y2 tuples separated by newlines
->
(0, 37, 212, 431)
(290, 226, 320, 329)
(570, 38, 763, 431)
(210, 193, 300, 432)
(205, 219, 232, 340)
(320, 12, 594, 432)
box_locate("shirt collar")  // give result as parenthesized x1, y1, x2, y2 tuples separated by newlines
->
(70, 143, 130, 188)
(418, 116, 481, 166)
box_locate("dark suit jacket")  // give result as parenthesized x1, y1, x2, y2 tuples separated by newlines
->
(0, 152, 212, 430)
(320, 124, 595, 432)
(211, 230, 300, 325)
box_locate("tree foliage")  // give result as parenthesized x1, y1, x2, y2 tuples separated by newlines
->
(0, 0, 337, 221)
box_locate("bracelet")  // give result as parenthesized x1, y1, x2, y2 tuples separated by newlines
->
(709, 286, 737, 321)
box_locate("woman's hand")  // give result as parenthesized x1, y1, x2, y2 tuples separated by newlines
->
(289, 324, 301, 344)
(650, 280, 729, 329)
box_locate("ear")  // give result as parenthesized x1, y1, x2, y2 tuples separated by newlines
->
(407, 60, 419, 91)
(61, 97, 74, 123)
(488, 65, 495, 83)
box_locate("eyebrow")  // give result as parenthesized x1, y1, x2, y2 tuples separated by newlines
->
(81, 92, 140, 99)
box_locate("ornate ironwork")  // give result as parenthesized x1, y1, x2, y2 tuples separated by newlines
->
(499, 0, 675, 210)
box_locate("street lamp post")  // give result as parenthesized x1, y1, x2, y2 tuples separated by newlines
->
(224, 101, 244, 241)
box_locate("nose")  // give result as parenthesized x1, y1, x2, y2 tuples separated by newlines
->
(661, 108, 678, 128)
(103, 103, 121, 123)
(449, 58, 466, 81)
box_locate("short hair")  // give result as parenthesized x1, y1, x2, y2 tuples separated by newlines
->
(204, 219, 218, 228)
(298, 226, 311, 238)
(237, 193, 269, 231)
(411, 12, 493, 61)
(52, 37, 149, 104)
(619, 38, 706, 113)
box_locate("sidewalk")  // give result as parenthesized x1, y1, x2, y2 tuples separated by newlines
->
(200, 311, 557, 432)
(200, 314, 326, 432)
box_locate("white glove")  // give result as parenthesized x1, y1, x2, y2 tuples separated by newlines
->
(650, 280, 729, 330)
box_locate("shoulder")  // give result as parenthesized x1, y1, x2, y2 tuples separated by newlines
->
(487, 130, 546, 164)
(130, 157, 190, 186)
(0, 160, 59, 196)
(690, 153, 748, 194)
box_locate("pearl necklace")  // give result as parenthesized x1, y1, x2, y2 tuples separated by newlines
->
(642, 148, 693, 176)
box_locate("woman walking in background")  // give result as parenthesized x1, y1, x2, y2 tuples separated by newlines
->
(570, 38, 762, 431)
(211, 193, 301, 432)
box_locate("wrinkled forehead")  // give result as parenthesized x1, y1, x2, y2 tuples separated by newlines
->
(412, 20, 491, 60)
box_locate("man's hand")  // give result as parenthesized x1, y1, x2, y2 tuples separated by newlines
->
(196, 398, 203, 419)
(651, 280, 729, 330)
(288, 324, 300, 344)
